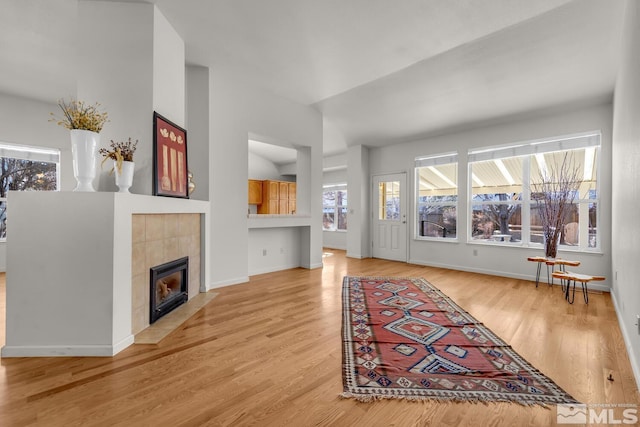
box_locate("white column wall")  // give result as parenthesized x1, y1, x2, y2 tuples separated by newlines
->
(153, 8, 185, 127)
(209, 68, 323, 287)
(77, 2, 184, 196)
(346, 145, 370, 258)
(186, 65, 210, 201)
(368, 103, 612, 288)
(611, 0, 640, 388)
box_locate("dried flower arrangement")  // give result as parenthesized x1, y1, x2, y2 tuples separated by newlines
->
(99, 138, 138, 174)
(49, 98, 109, 133)
(531, 152, 582, 258)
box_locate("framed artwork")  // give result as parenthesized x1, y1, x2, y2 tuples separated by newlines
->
(153, 112, 189, 198)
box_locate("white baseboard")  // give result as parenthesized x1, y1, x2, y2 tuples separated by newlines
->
(610, 292, 640, 391)
(346, 252, 367, 259)
(249, 263, 301, 276)
(1, 340, 133, 357)
(113, 335, 135, 355)
(305, 262, 323, 269)
(323, 245, 347, 251)
(208, 276, 249, 289)
(408, 259, 611, 293)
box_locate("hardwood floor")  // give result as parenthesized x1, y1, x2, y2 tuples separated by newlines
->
(0, 252, 638, 426)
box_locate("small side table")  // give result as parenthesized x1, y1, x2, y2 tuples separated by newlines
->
(553, 259, 581, 291)
(527, 257, 580, 287)
(552, 271, 605, 304)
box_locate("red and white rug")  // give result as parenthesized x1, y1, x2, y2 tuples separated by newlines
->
(341, 276, 578, 406)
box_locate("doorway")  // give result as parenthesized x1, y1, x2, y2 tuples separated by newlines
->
(372, 173, 407, 262)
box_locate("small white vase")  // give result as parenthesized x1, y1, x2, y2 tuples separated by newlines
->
(115, 161, 135, 193)
(70, 129, 99, 192)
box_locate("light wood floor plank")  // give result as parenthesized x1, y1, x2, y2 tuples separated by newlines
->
(0, 251, 638, 426)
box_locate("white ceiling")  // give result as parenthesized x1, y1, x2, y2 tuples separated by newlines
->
(248, 139, 297, 165)
(0, 0, 626, 163)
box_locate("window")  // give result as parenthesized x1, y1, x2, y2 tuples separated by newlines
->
(468, 132, 600, 250)
(378, 180, 400, 220)
(323, 185, 347, 231)
(470, 157, 523, 242)
(415, 152, 458, 239)
(0, 143, 60, 240)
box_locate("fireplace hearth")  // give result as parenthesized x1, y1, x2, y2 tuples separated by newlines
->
(150, 257, 189, 324)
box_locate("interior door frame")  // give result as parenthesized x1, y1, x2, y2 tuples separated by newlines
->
(371, 171, 408, 262)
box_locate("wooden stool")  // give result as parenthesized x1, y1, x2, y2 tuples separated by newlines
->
(553, 259, 581, 290)
(527, 257, 580, 287)
(551, 271, 605, 304)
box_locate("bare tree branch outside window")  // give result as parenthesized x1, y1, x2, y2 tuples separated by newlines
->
(0, 158, 57, 238)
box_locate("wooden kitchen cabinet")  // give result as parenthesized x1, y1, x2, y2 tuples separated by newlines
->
(278, 181, 291, 214)
(255, 180, 296, 214)
(248, 179, 263, 204)
(288, 182, 296, 214)
(279, 181, 289, 200)
(258, 180, 279, 214)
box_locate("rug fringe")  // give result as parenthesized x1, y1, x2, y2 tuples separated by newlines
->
(339, 392, 550, 408)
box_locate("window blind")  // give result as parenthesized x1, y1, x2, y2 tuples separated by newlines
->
(323, 183, 347, 191)
(415, 151, 458, 168)
(468, 132, 600, 163)
(0, 143, 60, 163)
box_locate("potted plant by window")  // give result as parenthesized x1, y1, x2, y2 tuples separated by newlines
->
(50, 98, 109, 192)
(531, 153, 582, 259)
(99, 138, 138, 193)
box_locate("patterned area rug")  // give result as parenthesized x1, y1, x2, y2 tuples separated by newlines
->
(341, 276, 578, 406)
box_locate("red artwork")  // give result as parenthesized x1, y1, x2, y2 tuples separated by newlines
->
(153, 112, 188, 198)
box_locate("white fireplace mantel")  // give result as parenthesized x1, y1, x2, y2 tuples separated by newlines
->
(1, 191, 210, 357)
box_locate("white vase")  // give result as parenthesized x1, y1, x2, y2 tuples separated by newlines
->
(70, 129, 99, 192)
(115, 161, 135, 193)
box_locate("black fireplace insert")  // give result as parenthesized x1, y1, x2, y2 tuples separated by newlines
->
(150, 256, 188, 324)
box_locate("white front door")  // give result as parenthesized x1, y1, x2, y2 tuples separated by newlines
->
(372, 173, 407, 262)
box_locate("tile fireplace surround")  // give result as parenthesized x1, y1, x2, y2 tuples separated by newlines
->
(2, 192, 210, 358)
(131, 213, 201, 334)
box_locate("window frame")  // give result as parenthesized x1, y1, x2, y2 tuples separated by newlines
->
(414, 152, 458, 241)
(467, 131, 601, 252)
(322, 184, 348, 232)
(0, 142, 61, 242)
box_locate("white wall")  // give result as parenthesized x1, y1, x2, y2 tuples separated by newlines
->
(323, 169, 347, 185)
(153, 8, 185, 127)
(186, 65, 210, 201)
(369, 103, 613, 287)
(78, 2, 184, 196)
(611, 0, 640, 387)
(248, 227, 302, 275)
(0, 94, 75, 272)
(323, 231, 347, 251)
(248, 151, 282, 180)
(78, 1, 154, 194)
(0, 94, 75, 189)
(209, 67, 323, 287)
